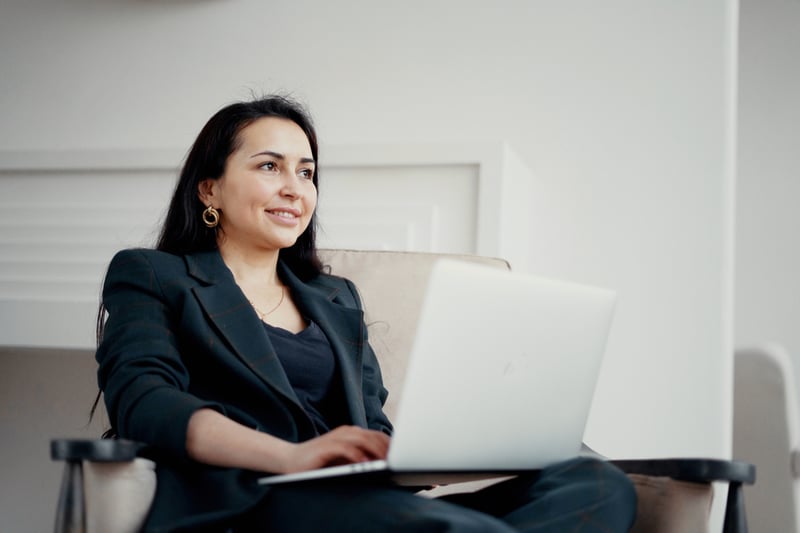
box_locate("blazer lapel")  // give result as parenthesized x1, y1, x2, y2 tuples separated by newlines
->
(185, 251, 302, 411)
(279, 263, 369, 427)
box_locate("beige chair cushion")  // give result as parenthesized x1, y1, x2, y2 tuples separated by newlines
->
(84, 458, 156, 533)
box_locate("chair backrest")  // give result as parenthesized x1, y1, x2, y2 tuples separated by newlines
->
(318, 249, 510, 420)
(734, 344, 800, 532)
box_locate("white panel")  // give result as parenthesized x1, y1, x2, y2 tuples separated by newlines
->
(319, 163, 477, 253)
(0, 169, 172, 306)
(317, 205, 438, 251)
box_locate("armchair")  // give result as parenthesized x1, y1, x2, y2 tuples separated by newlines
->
(52, 249, 754, 533)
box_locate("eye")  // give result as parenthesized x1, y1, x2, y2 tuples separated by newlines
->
(259, 161, 277, 172)
(298, 167, 315, 180)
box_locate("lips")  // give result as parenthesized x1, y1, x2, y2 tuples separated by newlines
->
(266, 208, 300, 219)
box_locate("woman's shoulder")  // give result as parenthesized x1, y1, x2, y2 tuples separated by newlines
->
(103, 249, 200, 300)
(105, 248, 189, 282)
(109, 248, 183, 268)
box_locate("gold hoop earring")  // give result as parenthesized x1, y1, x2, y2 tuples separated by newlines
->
(202, 206, 220, 228)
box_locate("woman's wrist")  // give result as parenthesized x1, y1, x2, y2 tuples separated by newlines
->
(262, 436, 296, 474)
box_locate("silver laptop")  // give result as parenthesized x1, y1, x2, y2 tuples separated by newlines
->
(259, 258, 616, 486)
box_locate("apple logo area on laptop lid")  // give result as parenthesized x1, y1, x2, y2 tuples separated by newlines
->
(258, 258, 616, 486)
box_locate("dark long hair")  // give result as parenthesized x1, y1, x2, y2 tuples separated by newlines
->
(157, 95, 323, 280)
(91, 96, 324, 431)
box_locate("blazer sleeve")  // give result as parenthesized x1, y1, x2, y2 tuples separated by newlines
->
(96, 249, 225, 459)
(340, 278, 394, 435)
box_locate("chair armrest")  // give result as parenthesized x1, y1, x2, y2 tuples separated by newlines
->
(51, 438, 148, 463)
(51, 439, 154, 533)
(612, 458, 755, 533)
(611, 458, 755, 485)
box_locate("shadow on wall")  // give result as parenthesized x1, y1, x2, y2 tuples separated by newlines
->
(0, 347, 106, 533)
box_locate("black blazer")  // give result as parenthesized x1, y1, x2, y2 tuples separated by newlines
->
(96, 248, 393, 532)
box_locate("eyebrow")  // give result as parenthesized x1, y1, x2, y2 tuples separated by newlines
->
(250, 150, 315, 164)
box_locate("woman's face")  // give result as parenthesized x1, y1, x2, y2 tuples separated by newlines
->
(199, 117, 317, 253)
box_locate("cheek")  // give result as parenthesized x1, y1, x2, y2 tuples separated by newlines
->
(305, 187, 318, 212)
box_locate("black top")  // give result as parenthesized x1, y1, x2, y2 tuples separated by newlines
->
(263, 320, 347, 434)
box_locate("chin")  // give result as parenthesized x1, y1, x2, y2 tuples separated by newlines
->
(270, 237, 302, 250)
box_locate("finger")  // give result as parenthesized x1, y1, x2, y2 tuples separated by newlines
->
(359, 431, 390, 459)
(340, 429, 389, 461)
(320, 442, 371, 466)
(327, 433, 386, 463)
(316, 427, 390, 463)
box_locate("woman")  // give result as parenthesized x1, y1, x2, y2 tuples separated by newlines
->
(96, 95, 636, 532)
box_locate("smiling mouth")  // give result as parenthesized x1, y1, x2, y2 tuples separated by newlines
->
(267, 209, 299, 219)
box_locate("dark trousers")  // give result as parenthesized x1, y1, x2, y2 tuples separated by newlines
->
(236, 457, 638, 532)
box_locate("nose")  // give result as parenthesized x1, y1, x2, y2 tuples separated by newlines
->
(280, 174, 301, 199)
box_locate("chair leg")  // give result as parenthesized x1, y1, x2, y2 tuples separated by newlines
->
(722, 482, 747, 533)
(54, 460, 85, 533)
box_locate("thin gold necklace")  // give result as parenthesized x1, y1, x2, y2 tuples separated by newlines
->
(249, 287, 286, 320)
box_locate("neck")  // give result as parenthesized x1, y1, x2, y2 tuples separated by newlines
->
(218, 242, 282, 287)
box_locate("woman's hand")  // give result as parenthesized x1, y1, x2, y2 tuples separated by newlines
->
(280, 425, 391, 473)
(186, 410, 390, 475)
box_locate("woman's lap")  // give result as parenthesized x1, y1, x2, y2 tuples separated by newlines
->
(236, 458, 636, 532)
(443, 457, 637, 531)
(237, 480, 515, 532)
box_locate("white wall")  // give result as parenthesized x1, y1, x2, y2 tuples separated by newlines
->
(0, 1, 737, 531)
(737, 0, 800, 397)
